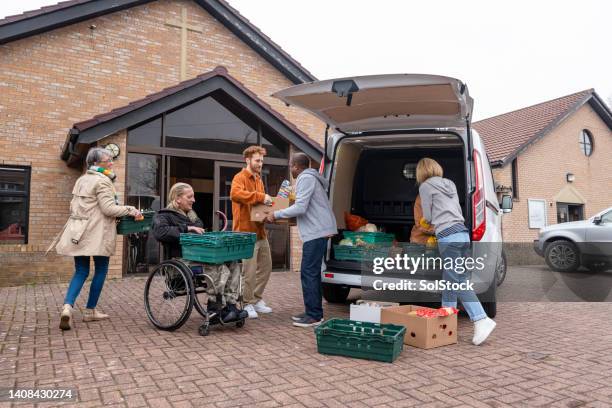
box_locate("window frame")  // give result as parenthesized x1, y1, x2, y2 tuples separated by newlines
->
(0, 165, 31, 244)
(579, 129, 594, 157)
(511, 158, 519, 200)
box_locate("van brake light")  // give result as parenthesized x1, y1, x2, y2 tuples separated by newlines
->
(472, 149, 486, 241)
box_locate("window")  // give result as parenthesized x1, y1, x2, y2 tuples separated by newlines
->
(557, 203, 584, 223)
(511, 158, 519, 199)
(601, 210, 612, 224)
(0, 166, 30, 244)
(128, 117, 162, 147)
(165, 96, 258, 154)
(579, 129, 593, 157)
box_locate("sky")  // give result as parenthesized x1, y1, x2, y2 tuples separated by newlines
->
(1, 0, 610, 120)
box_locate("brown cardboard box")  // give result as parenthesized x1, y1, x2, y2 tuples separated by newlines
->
(380, 305, 457, 349)
(250, 196, 296, 224)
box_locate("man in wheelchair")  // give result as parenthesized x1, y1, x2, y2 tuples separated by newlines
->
(152, 182, 248, 323)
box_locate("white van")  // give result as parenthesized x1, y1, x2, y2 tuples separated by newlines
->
(274, 74, 513, 318)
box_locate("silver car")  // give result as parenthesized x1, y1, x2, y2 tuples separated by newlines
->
(534, 206, 612, 272)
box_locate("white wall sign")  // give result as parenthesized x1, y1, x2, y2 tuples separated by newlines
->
(528, 199, 547, 229)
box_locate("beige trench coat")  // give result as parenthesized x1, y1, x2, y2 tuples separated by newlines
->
(55, 170, 135, 257)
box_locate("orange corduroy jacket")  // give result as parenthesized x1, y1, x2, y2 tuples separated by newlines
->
(230, 168, 267, 239)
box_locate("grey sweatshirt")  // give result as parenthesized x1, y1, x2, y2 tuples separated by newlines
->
(274, 169, 338, 242)
(418, 176, 465, 235)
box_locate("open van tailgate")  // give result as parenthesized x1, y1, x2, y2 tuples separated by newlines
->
(273, 74, 473, 132)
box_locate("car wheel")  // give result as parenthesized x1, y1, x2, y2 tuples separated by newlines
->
(482, 301, 497, 319)
(544, 240, 580, 272)
(322, 283, 350, 304)
(495, 249, 507, 286)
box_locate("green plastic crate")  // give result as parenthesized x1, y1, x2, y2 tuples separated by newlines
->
(180, 232, 256, 264)
(116, 210, 155, 235)
(334, 245, 391, 262)
(343, 231, 395, 244)
(315, 318, 406, 363)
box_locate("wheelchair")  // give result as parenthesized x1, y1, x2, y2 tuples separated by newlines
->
(143, 211, 246, 336)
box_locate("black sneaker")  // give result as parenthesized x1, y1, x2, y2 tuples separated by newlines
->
(292, 316, 324, 328)
(230, 304, 249, 320)
(220, 306, 237, 323)
(291, 312, 306, 322)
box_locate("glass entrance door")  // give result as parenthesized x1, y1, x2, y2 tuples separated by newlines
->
(213, 162, 245, 231)
(213, 162, 290, 269)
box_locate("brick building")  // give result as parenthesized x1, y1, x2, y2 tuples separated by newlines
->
(474, 90, 612, 262)
(0, 0, 327, 287)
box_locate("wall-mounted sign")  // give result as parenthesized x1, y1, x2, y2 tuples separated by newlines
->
(528, 199, 547, 229)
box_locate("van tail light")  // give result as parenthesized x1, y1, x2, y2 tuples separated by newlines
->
(472, 149, 486, 241)
(319, 156, 325, 175)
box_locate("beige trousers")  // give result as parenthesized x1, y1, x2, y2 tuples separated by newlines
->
(242, 238, 272, 305)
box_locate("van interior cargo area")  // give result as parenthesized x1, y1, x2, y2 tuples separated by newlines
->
(328, 134, 468, 268)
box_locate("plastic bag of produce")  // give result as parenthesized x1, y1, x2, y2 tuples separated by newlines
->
(344, 212, 368, 231)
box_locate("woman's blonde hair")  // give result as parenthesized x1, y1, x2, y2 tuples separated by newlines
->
(168, 182, 193, 205)
(416, 158, 443, 184)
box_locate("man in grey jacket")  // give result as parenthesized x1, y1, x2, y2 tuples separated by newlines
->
(266, 153, 337, 327)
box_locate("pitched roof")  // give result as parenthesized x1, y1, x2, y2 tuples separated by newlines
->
(473, 89, 612, 167)
(0, 0, 316, 84)
(61, 66, 323, 165)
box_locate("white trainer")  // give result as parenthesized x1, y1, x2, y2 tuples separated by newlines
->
(83, 308, 109, 322)
(244, 304, 258, 319)
(59, 304, 72, 330)
(253, 300, 272, 314)
(472, 317, 497, 345)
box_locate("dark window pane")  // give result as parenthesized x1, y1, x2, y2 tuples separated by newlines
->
(128, 117, 162, 147)
(126, 154, 161, 272)
(165, 97, 258, 154)
(0, 167, 27, 193)
(127, 153, 161, 209)
(0, 167, 29, 244)
(261, 130, 289, 159)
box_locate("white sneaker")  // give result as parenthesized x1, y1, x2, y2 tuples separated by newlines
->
(59, 304, 72, 330)
(472, 317, 497, 345)
(83, 308, 109, 322)
(244, 304, 258, 319)
(253, 300, 272, 314)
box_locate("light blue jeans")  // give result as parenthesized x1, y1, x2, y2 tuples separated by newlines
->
(437, 231, 487, 322)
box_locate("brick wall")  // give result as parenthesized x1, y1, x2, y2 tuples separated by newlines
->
(493, 104, 612, 243)
(0, 0, 325, 286)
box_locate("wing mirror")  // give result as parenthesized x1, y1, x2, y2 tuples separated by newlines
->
(500, 195, 513, 213)
(593, 216, 602, 225)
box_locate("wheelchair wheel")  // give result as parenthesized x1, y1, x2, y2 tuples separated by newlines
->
(144, 260, 194, 331)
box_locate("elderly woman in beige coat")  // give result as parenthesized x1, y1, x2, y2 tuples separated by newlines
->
(55, 147, 141, 330)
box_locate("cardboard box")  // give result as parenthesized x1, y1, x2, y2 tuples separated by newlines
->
(349, 300, 400, 323)
(380, 305, 457, 349)
(250, 196, 296, 225)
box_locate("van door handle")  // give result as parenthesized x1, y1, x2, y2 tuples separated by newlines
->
(486, 200, 499, 213)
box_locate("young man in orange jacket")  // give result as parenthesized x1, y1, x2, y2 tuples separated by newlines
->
(230, 146, 273, 319)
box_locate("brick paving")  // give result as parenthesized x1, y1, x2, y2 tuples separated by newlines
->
(1, 270, 612, 407)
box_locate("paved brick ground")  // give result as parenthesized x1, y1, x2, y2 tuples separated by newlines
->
(1, 270, 612, 408)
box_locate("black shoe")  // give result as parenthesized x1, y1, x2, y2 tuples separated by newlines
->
(220, 306, 237, 323)
(292, 316, 324, 328)
(229, 303, 248, 320)
(291, 312, 306, 322)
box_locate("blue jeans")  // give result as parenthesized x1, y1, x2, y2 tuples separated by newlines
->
(64, 256, 110, 309)
(437, 231, 487, 322)
(300, 237, 328, 321)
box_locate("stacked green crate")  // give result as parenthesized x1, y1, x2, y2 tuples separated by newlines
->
(315, 318, 406, 363)
(179, 231, 256, 264)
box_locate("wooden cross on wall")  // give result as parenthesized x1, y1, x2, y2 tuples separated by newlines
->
(165, 7, 203, 81)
